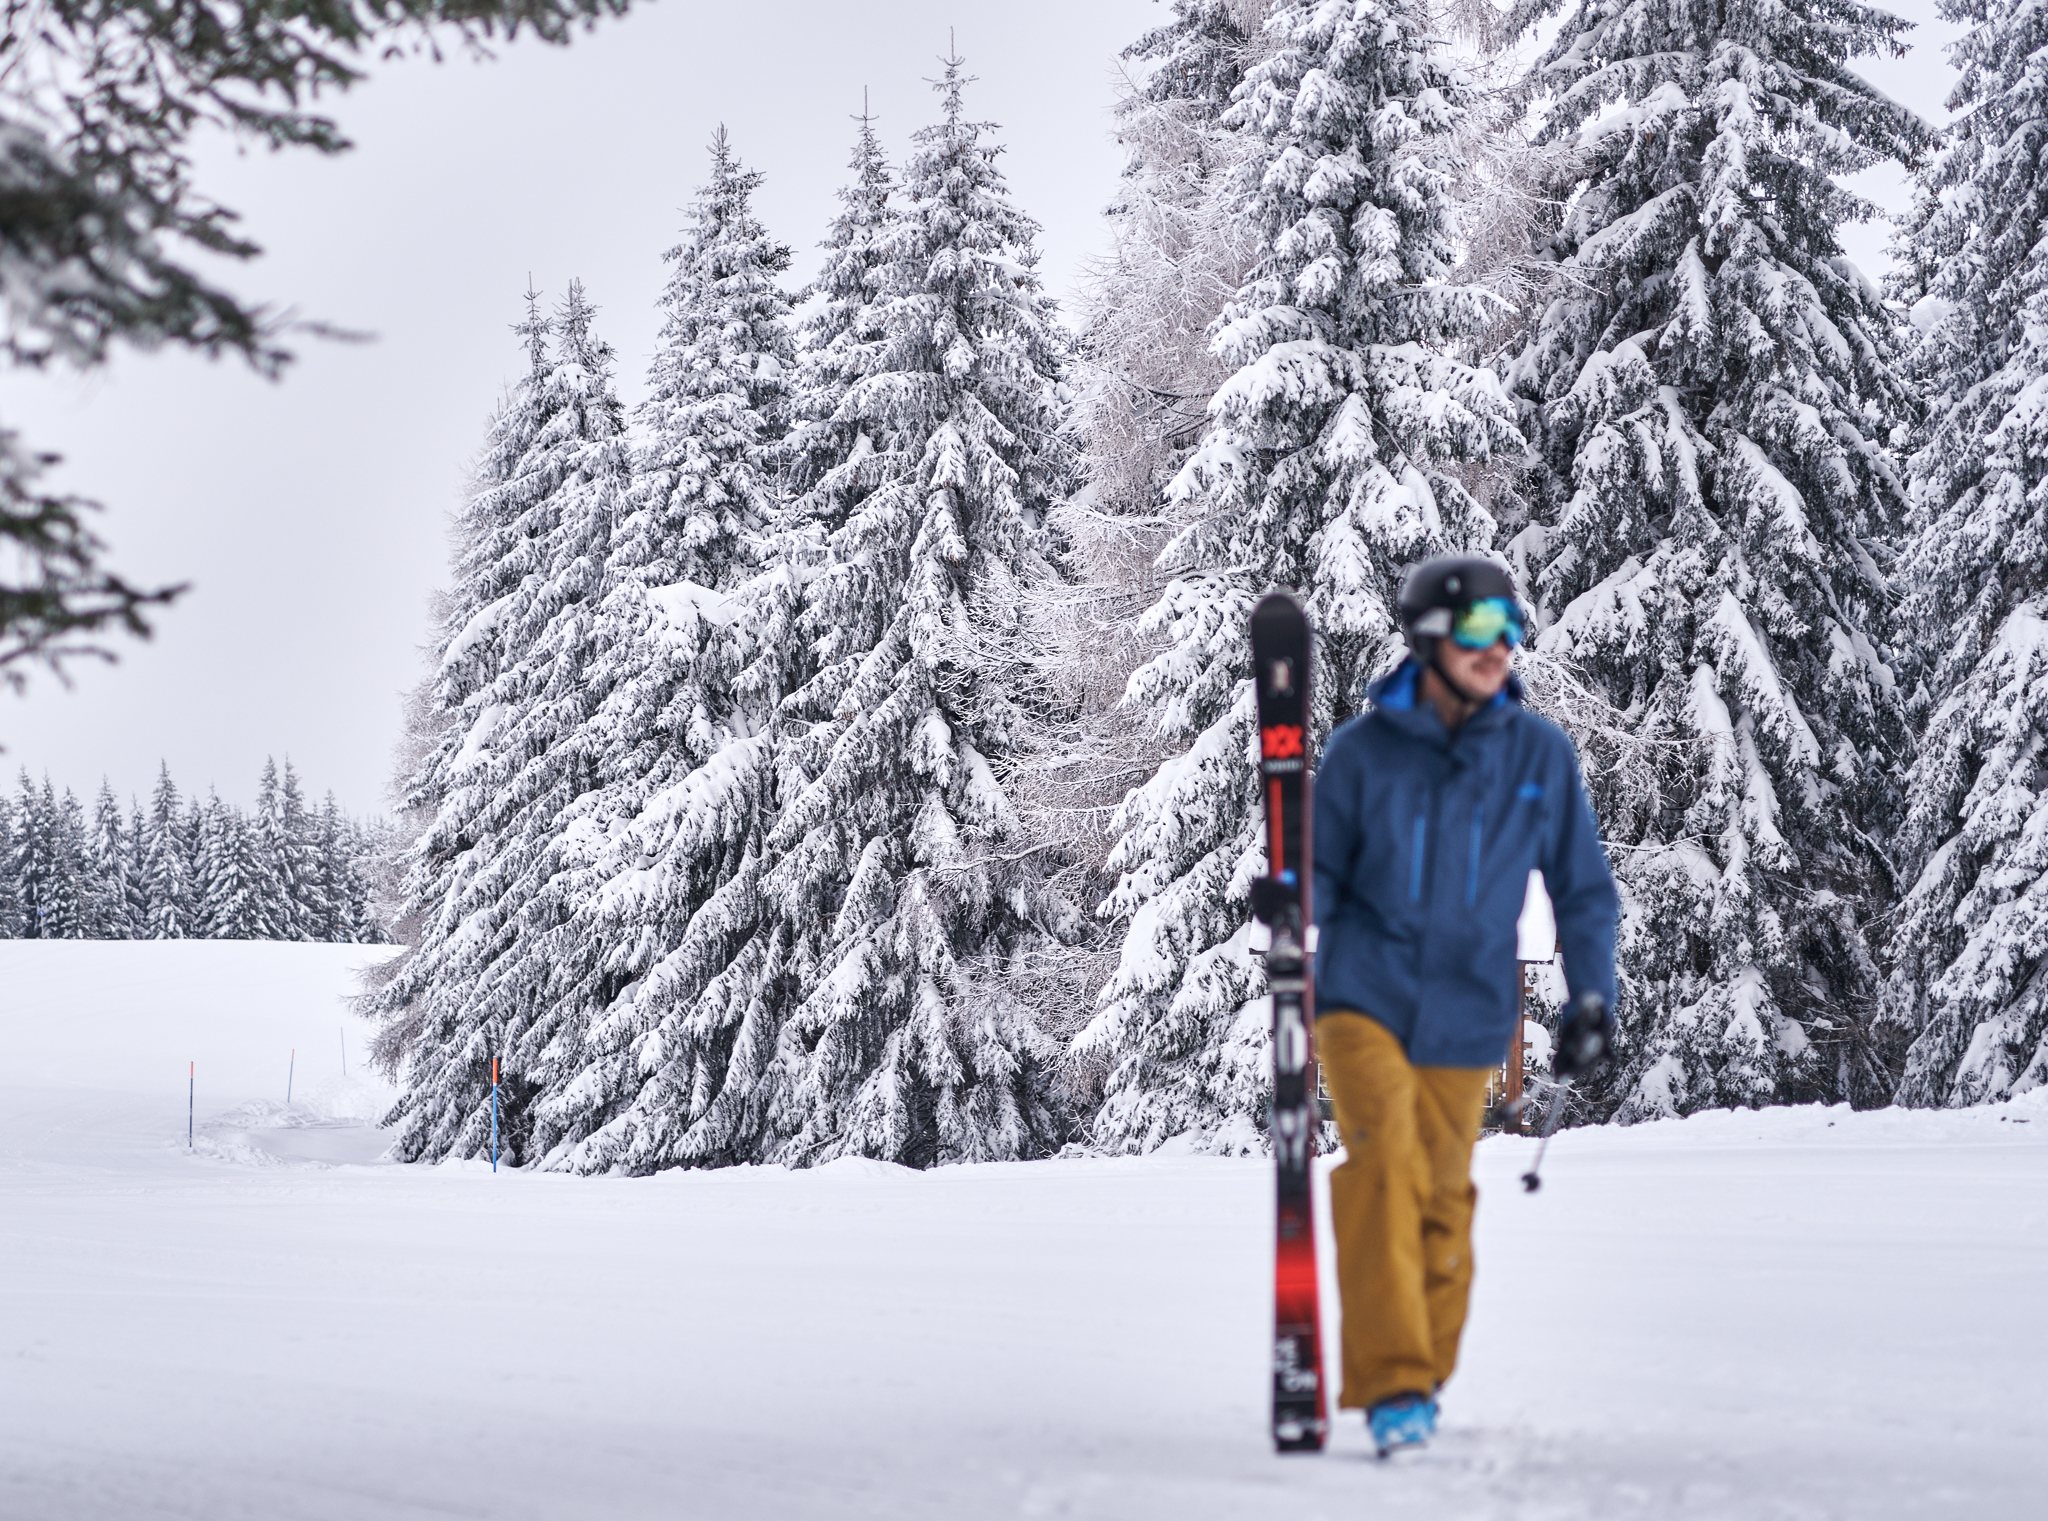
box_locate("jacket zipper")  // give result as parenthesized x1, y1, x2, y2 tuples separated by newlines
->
(1409, 814, 1426, 901)
(1466, 803, 1483, 908)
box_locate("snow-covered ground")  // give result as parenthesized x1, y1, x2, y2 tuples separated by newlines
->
(1, 941, 2042, 1519)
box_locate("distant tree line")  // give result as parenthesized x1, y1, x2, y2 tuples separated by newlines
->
(0, 758, 386, 942)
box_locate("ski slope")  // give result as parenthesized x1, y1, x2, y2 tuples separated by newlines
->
(1, 940, 2042, 1520)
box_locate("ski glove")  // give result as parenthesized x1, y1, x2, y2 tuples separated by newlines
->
(1552, 993, 1615, 1080)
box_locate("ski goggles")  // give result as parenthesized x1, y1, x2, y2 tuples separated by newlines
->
(1449, 597, 1525, 650)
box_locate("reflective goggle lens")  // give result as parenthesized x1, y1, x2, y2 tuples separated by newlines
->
(1450, 597, 1524, 650)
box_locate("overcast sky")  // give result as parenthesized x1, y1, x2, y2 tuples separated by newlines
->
(1, 0, 1962, 816)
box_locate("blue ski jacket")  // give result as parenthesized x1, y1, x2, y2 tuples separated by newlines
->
(1311, 662, 1619, 1068)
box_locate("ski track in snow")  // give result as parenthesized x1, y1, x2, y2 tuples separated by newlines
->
(1, 941, 2043, 1519)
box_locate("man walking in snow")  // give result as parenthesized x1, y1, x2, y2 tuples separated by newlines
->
(1311, 555, 1620, 1456)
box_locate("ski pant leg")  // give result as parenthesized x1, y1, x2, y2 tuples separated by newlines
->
(1318, 1010, 1492, 1409)
(1318, 1011, 1434, 1410)
(1412, 1063, 1494, 1390)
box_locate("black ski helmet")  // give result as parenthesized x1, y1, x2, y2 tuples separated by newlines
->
(1397, 555, 1521, 659)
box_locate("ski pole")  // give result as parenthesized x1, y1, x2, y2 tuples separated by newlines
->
(1519, 1075, 1575, 1193)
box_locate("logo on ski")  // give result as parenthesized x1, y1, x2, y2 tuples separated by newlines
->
(1262, 723, 1306, 773)
(1261, 723, 1304, 759)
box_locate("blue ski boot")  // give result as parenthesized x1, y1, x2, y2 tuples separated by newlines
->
(1367, 1392, 1437, 1457)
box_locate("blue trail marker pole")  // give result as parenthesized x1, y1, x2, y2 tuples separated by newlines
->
(492, 1057, 500, 1173)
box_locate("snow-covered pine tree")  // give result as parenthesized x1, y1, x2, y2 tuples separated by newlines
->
(519, 133, 802, 1170)
(254, 757, 312, 940)
(746, 51, 1079, 1168)
(786, 105, 897, 530)
(124, 798, 150, 931)
(634, 127, 796, 585)
(46, 784, 86, 938)
(86, 779, 134, 938)
(12, 776, 80, 938)
(197, 793, 273, 939)
(334, 814, 381, 944)
(376, 282, 630, 1164)
(531, 65, 1075, 1174)
(0, 793, 16, 937)
(1502, 0, 1925, 1115)
(1075, 0, 1518, 1152)
(179, 794, 208, 931)
(188, 793, 221, 936)
(141, 763, 191, 938)
(9, 773, 47, 936)
(1886, 0, 2048, 1106)
(303, 792, 344, 942)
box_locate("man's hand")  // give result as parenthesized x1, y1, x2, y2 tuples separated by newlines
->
(1552, 993, 1615, 1080)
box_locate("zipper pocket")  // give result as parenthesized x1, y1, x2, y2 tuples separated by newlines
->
(1466, 804, 1482, 908)
(1410, 815, 1426, 902)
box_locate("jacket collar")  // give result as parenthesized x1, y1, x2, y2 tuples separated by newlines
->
(1368, 659, 1522, 747)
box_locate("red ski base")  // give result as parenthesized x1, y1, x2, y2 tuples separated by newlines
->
(1272, 1202, 1327, 1451)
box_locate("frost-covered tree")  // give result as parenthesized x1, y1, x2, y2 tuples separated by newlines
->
(1887, 0, 2048, 1106)
(1075, 0, 1519, 1151)
(375, 282, 630, 1164)
(1074, 0, 1267, 519)
(140, 763, 191, 939)
(1502, 0, 1925, 1115)
(523, 131, 800, 1167)
(85, 779, 134, 937)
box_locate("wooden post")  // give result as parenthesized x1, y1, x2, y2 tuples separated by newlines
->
(1507, 963, 1528, 1125)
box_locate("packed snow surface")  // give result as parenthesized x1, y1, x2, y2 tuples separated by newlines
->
(2, 941, 2043, 1519)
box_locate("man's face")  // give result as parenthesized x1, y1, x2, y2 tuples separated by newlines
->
(1438, 630, 1513, 699)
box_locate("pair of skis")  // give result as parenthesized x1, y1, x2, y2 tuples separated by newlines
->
(1250, 592, 1328, 1453)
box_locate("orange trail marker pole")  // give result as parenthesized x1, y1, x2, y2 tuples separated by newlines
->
(492, 1057, 500, 1174)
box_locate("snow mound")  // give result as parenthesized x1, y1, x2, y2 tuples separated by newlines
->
(814, 1154, 919, 1180)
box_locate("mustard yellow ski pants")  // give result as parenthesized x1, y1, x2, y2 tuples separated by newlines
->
(1317, 1010, 1495, 1410)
